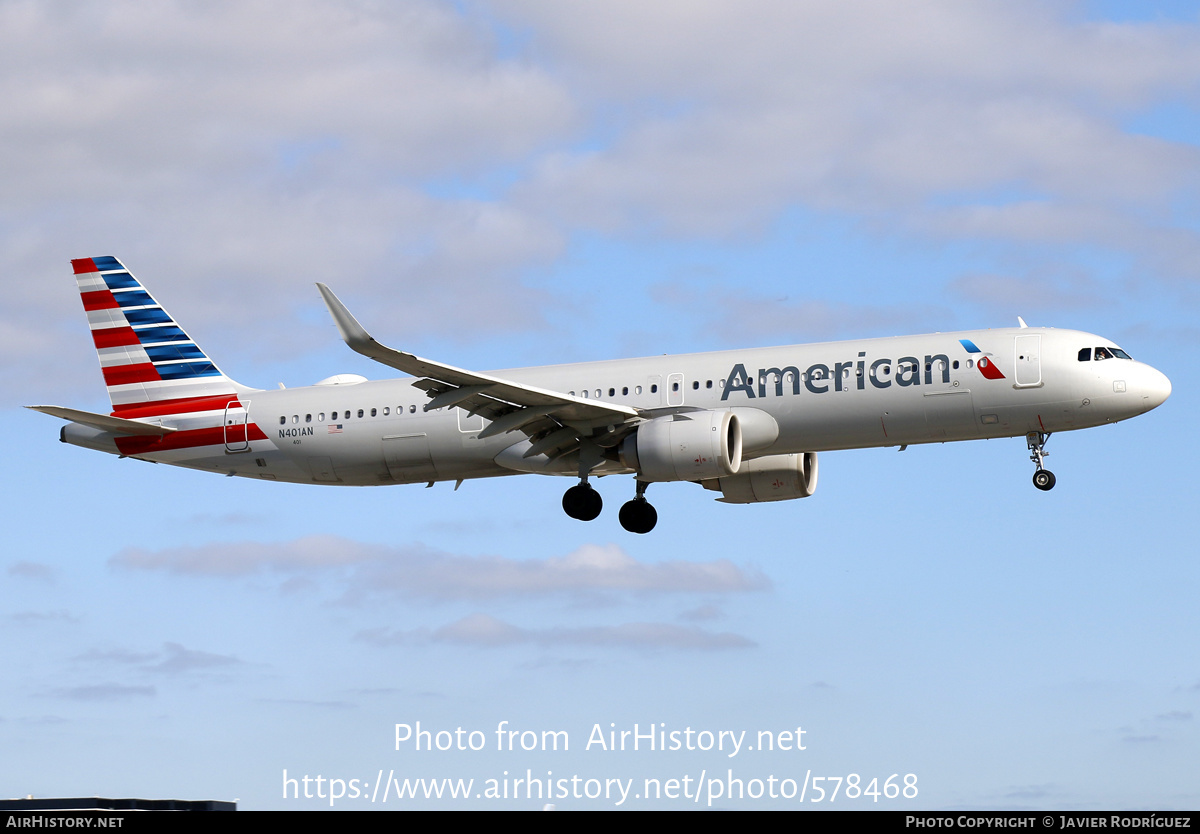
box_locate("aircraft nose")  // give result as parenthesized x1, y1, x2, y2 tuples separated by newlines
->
(1141, 365, 1171, 411)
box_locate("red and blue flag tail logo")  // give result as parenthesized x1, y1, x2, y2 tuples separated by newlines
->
(959, 338, 1006, 380)
(71, 256, 265, 456)
(72, 256, 240, 410)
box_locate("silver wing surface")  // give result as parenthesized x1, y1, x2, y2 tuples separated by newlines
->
(316, 284, 643, 466)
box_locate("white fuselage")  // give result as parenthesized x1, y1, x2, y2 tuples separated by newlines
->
(72, 326, 1166, 488)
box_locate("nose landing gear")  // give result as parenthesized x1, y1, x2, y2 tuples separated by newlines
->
(619, 481, 657, 534)
(1027, 431, 1056, 491)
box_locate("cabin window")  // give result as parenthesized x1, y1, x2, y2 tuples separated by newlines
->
(635, 385, 642, 394)
(952, 360, 960, 369)
(622, 387, 629, 395)
(409, 405, 416, 413)
(279, 416, 285, 425)
(650, 384, 658, 393)
(608, 388, 615, 397)
(371, 408, 377, 417)
(594, 389, 601, 398)
(291, 415, 298, 424)
(357, 409, 364, 418)
(706, 380, 713, 388)
(305, 414, 312, 423)
(383, 407, 389, 415)
(672, 382, 680, 392)
(692, 380, 699, 390)
(581, 389, 589, 398)
(318, 413, 325, 422)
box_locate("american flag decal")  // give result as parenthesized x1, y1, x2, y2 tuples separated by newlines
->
(328, 424, 343, 434)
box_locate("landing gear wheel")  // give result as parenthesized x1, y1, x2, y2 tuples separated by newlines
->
(619, 498, 658, 534)
(1032, 469, 1056, 491)
(1026, 432, 1056, 492)
(562, 484, 603, 521)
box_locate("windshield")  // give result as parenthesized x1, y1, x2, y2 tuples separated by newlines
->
(1080, 346, 1133, 361)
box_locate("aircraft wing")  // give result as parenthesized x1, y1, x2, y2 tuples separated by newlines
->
(26, 405, 178, 436)
(316, 284, 641, 460)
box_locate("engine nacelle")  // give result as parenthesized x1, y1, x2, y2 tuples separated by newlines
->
(621, 411, 742, 482)
(702, 452, 818, 503)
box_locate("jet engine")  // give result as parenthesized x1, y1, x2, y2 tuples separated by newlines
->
(621, 411, 742, 482)
(702, 452, 818, 503)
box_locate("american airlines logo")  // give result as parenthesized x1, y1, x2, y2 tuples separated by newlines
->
(720, 345, 1005, 402)
(958, 339, 1006, 380)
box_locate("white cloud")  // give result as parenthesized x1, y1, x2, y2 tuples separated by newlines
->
(73, 642, 243, 676)
(8, 610, 79, 626)
(502, 1, 1200, 250)
(50, 683, 156, 702)
(7, 561, 56, 583)
(358, 612, 755, 651)
(111, 537, 769, 600)
(0, 1, 575, 195)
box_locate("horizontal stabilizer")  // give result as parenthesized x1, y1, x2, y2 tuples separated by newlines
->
(26, 405, 178, 436)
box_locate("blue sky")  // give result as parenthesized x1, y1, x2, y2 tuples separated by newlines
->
(1, 0, 1198, 810)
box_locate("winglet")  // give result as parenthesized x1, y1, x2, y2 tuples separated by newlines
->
(316, 283, 375, 353)
(1017, 316, 1028, 329)
(316, 282, 426, 376)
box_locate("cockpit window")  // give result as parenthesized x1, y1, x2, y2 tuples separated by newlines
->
(1079, 346, 1132, 361)
(1091, 346, 1132, 361)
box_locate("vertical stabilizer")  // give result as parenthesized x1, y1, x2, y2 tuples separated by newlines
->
(71, 256, 252, 415)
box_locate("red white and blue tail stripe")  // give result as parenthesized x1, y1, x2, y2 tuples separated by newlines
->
(72, 256, 245, 410)
(70, 256, 267, 457)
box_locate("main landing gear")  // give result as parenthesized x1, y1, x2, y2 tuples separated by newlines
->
(561, 479, 659, 533)
(1027, 431, 1056, 491)
(562, 481, 602, 521)
(618, 481, 657, 535)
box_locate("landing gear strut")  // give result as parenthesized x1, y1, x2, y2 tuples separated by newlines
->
(619, 481, 658, 534)
(562, 482, 602, 520)
(1027, 431, 1056, 491)
(563, 441, 605, 521)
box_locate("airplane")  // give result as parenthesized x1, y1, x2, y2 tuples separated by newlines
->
(29, 256, 1172, 534)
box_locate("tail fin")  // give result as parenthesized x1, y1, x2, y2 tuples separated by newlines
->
(72, 256, 252, 415)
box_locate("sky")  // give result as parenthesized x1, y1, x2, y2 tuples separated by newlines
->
(1, 0, 1198, 811)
